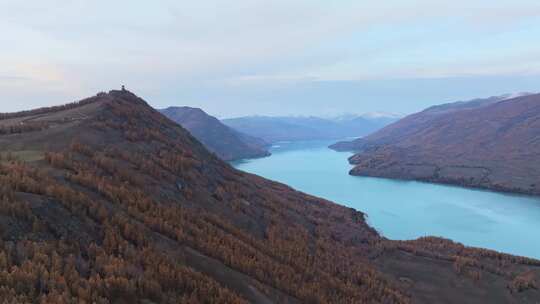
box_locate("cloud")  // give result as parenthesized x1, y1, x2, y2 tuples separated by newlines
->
(0, 76, 28, 81)
(1, 0, 539, 113)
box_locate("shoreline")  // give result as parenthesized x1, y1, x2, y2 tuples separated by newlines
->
(348, 168, 540, 199)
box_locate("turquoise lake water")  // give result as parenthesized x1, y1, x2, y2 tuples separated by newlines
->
(233, 140, 540, 259)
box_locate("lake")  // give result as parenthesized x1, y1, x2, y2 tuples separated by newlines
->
(233, 140, 540, 259)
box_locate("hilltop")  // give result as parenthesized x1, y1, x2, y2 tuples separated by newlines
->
(0, 90, 539, 303)
(331, 93, 540, 195)
(160, 106, 269, 161)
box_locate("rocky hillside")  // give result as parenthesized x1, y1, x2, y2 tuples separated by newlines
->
(331, 93, 540, 195)
(0, 90, 539, 303)
(160, 106, 269, 161)
(222, 115, 395, 143)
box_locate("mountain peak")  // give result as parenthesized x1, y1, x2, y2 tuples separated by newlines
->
(104, 88, 150, 106)
(161, 106, 208, 117)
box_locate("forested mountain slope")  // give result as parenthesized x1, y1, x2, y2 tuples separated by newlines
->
(331, 93, 540, 195)
(0, 90, 539, 303)
(160, 106, 269, 161)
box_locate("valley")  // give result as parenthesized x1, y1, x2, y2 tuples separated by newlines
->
(234, 140, 540, 259)
(5, 2, 540, 302)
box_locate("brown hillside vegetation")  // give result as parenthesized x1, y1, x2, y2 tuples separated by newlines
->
(0, 90, 539, 303)
(331, 93, 540, 196)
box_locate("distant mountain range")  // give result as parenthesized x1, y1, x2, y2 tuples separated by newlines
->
(331, 92, 540, 195)
(222, 114, 397, 143)
(160, 106, 270, 161)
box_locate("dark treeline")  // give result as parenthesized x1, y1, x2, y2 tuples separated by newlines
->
(0, 122, 49, 135)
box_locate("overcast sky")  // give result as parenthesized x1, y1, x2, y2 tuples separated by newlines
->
(1, 0, 540, 117)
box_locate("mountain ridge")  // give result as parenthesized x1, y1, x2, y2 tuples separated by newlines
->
(222, 115, 396, 143)
(331, 92, 540, 196)
(159, 106, 270, 161)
